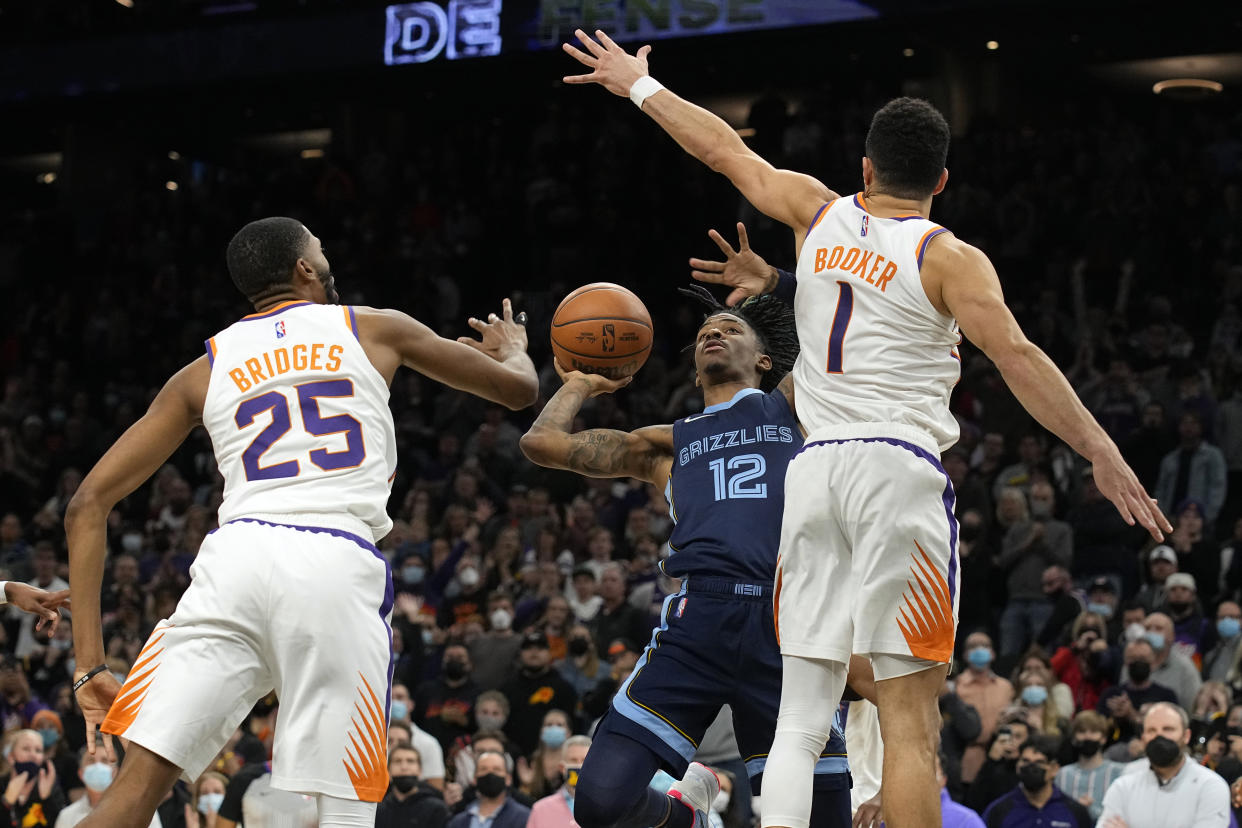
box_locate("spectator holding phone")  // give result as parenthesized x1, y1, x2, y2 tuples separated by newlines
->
(968, 718, 1030, 814)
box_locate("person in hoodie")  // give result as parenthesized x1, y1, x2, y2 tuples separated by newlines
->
(376, 745, 450, 828)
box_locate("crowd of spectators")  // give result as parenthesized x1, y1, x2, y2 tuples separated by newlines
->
(0, 64, 1240, 827)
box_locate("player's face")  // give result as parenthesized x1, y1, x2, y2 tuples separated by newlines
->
(692, 314, 767, 388)
(301, 232, 339, 304)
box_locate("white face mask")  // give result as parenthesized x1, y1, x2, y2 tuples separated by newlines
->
(490, 609, 513, 631)
(1125, 622, 1147, 643)
(712, 791, 730, 813)
(459, 568, 480, 588)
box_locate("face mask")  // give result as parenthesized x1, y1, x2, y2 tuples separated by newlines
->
(1021, 685, 1048, 706)
(197, 792, 225, 814)
(1167, 601, 1191, 615)
(422, 628, 436, 647)
(564, 765, 581, 793)
(444, 660, 468, 680)
(1073, 739, 1103, 758)
(1125, 622, 1147, 643)
(459, 568, 480, 588)
(82, 762, 113, 792)
(1087, 602, 1114, 619)
(121, 533, 143, 554)
(1030, 501, 1053, 519)
(1129, 660, 1152, 683)
(37, 728, 58, 748)
(476, 773, 507, 798)
(477, 714, 506, 732)
(1017, 763, 1048, 792)
(50, 639, 71, 651)
(391, 700, 409, 721)
(1144, 632, 1166, 652)
(568, 637, 591, 657)
(712, 791, 730, 812)
(490, 609, 513, 631)
(1219, 618, 1242, 639)
(1145, 735, 1183, 768)
(967, 647, 993, 669)
(12, 762, 40, 779)
(541, 725, 568, 748)
(391, 775, 419, 794)
(402, 564, 425, 585)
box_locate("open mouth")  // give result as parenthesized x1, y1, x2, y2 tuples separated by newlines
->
(703, 341, 726, 353)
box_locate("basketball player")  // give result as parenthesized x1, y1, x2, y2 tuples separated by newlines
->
(561, 31, 1169, 828)
(64, 216, 538, 828)
(520, 278, 857, 828)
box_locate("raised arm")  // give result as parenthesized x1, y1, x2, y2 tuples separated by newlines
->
(65, 356, 209, 757)
(924, 236, 1171, 541)
(563, 30, 836, 239)
(520, 367, 673, 487)
(358, 299, 538, 410)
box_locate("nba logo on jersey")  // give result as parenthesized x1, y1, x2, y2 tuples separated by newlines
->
(275, 320, 287, 339)
(676, 597, 687, 618)
(860, 214, 870, 237)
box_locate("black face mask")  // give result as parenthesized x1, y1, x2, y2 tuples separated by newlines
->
(391, 775, 419, 794)
(444, 661, 468, 681)
(1167, 601, 1191, 615)
(476, 773, 507, 798)
(1017, 763, 1048, 792)
(1145, 735, 1183, 768)
(1073, 739, 1103, 758)
(568, 638, 591, 657)
(1129, 660, 1152, 683)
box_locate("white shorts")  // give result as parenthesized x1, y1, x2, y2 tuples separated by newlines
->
(774, 428, 960, 666)
(102, 518, 394, 802)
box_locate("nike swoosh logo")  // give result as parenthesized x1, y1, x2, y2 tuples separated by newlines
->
(684, 413, 715, 422)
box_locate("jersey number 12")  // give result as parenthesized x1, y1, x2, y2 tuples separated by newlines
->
(708, 454, 767, 500)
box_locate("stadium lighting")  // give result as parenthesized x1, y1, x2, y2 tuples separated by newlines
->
(300, 148, 325, 159)
(1153, 78, 1223, 95)
(903, 48, 914, 57)
(37, 172, 57, 185)
(165, 181, 179, 191)
(168, 151, 181, 160)
(986, 40, 999, 50)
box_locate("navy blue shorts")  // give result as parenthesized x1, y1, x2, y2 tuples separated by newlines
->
(599, 578, 850, 793)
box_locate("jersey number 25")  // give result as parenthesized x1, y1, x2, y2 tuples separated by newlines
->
(234, 379, 364, 481)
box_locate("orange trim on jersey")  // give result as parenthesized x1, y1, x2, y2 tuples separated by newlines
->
(806, 199, 836, 235)
(387, 469, 397, 483)
(896, 541, 955, 663)
(207, 338, 218, 364)
(915, 226, 948, 268)
(343, 673, 390, 802)
(242, 300, 307, 320)
(773, 561, 783, 646)
(854, 192, 921, 219)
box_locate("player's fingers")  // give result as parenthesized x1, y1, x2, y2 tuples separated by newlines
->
(691, 270, 726, 285)
(562, 73, 599, 85)
(726, 288, 748, 306)
(688, 257, 725, 272)
(1109, 492, 1136, 527)
(456, 337, 483, 351)
(707, 228, 737, 258)
(594, 29, 622, 53)
(46, 612, 59, 637)
(636, 44, 651, 61)
(560, 43, 598, 67)
(501, 298, 514, 322)
(736, 222, 750, 251)
(488, 313, 499, 323)
(574, 29, 607, 58)
(466, 316, 487, 332)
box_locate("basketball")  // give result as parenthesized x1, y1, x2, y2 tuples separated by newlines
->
(550, 283, 653, 380)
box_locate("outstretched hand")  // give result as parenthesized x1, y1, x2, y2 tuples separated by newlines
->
(5, 584, 70, 635)
(457, 298, 529, 362)
(1092, 449, 1172, 541)
(562, 29, 651, 97)
(689, 222, 775, 306)
(553, 359, 632, 397)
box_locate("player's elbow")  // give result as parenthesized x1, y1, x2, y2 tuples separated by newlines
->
(519, 428, 555, 465)
(501, 375, 539, 411)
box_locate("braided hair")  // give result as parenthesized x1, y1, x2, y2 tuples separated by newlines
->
(678, 285, 800, 393)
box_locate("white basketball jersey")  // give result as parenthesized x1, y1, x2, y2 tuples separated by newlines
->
(202, 301, 397, 541)
(792, 193, 961, 451)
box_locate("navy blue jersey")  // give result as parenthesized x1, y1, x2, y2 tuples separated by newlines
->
(663, 387, 802, 582)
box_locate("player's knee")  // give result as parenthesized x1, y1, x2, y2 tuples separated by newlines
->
(574, 772, 640, 828)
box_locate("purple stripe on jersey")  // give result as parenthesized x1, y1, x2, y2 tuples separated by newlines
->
(804, 202, 830, 241)
(347, 306, 360, 341)
(917, 228, 949, 269)
(225, 518, 396, 721)
(204, 339, 215, 367)
(798, 437, 959, 606)
(242, 301, 312, 321)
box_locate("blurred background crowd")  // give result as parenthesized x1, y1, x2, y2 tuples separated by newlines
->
(0, 0, 1239, 825)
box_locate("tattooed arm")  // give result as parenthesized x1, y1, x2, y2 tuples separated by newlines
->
(520, 368, 674, 487)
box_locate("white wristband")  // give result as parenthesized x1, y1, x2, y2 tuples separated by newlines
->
(0, 582, 9, 605)
(629, 75, 665, 109)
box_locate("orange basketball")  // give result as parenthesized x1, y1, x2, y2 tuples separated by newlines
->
(550, 283, 653, 380)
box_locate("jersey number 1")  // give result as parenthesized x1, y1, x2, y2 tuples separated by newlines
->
(234, 379, 365, 481)
(827, 281, 854, 374)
